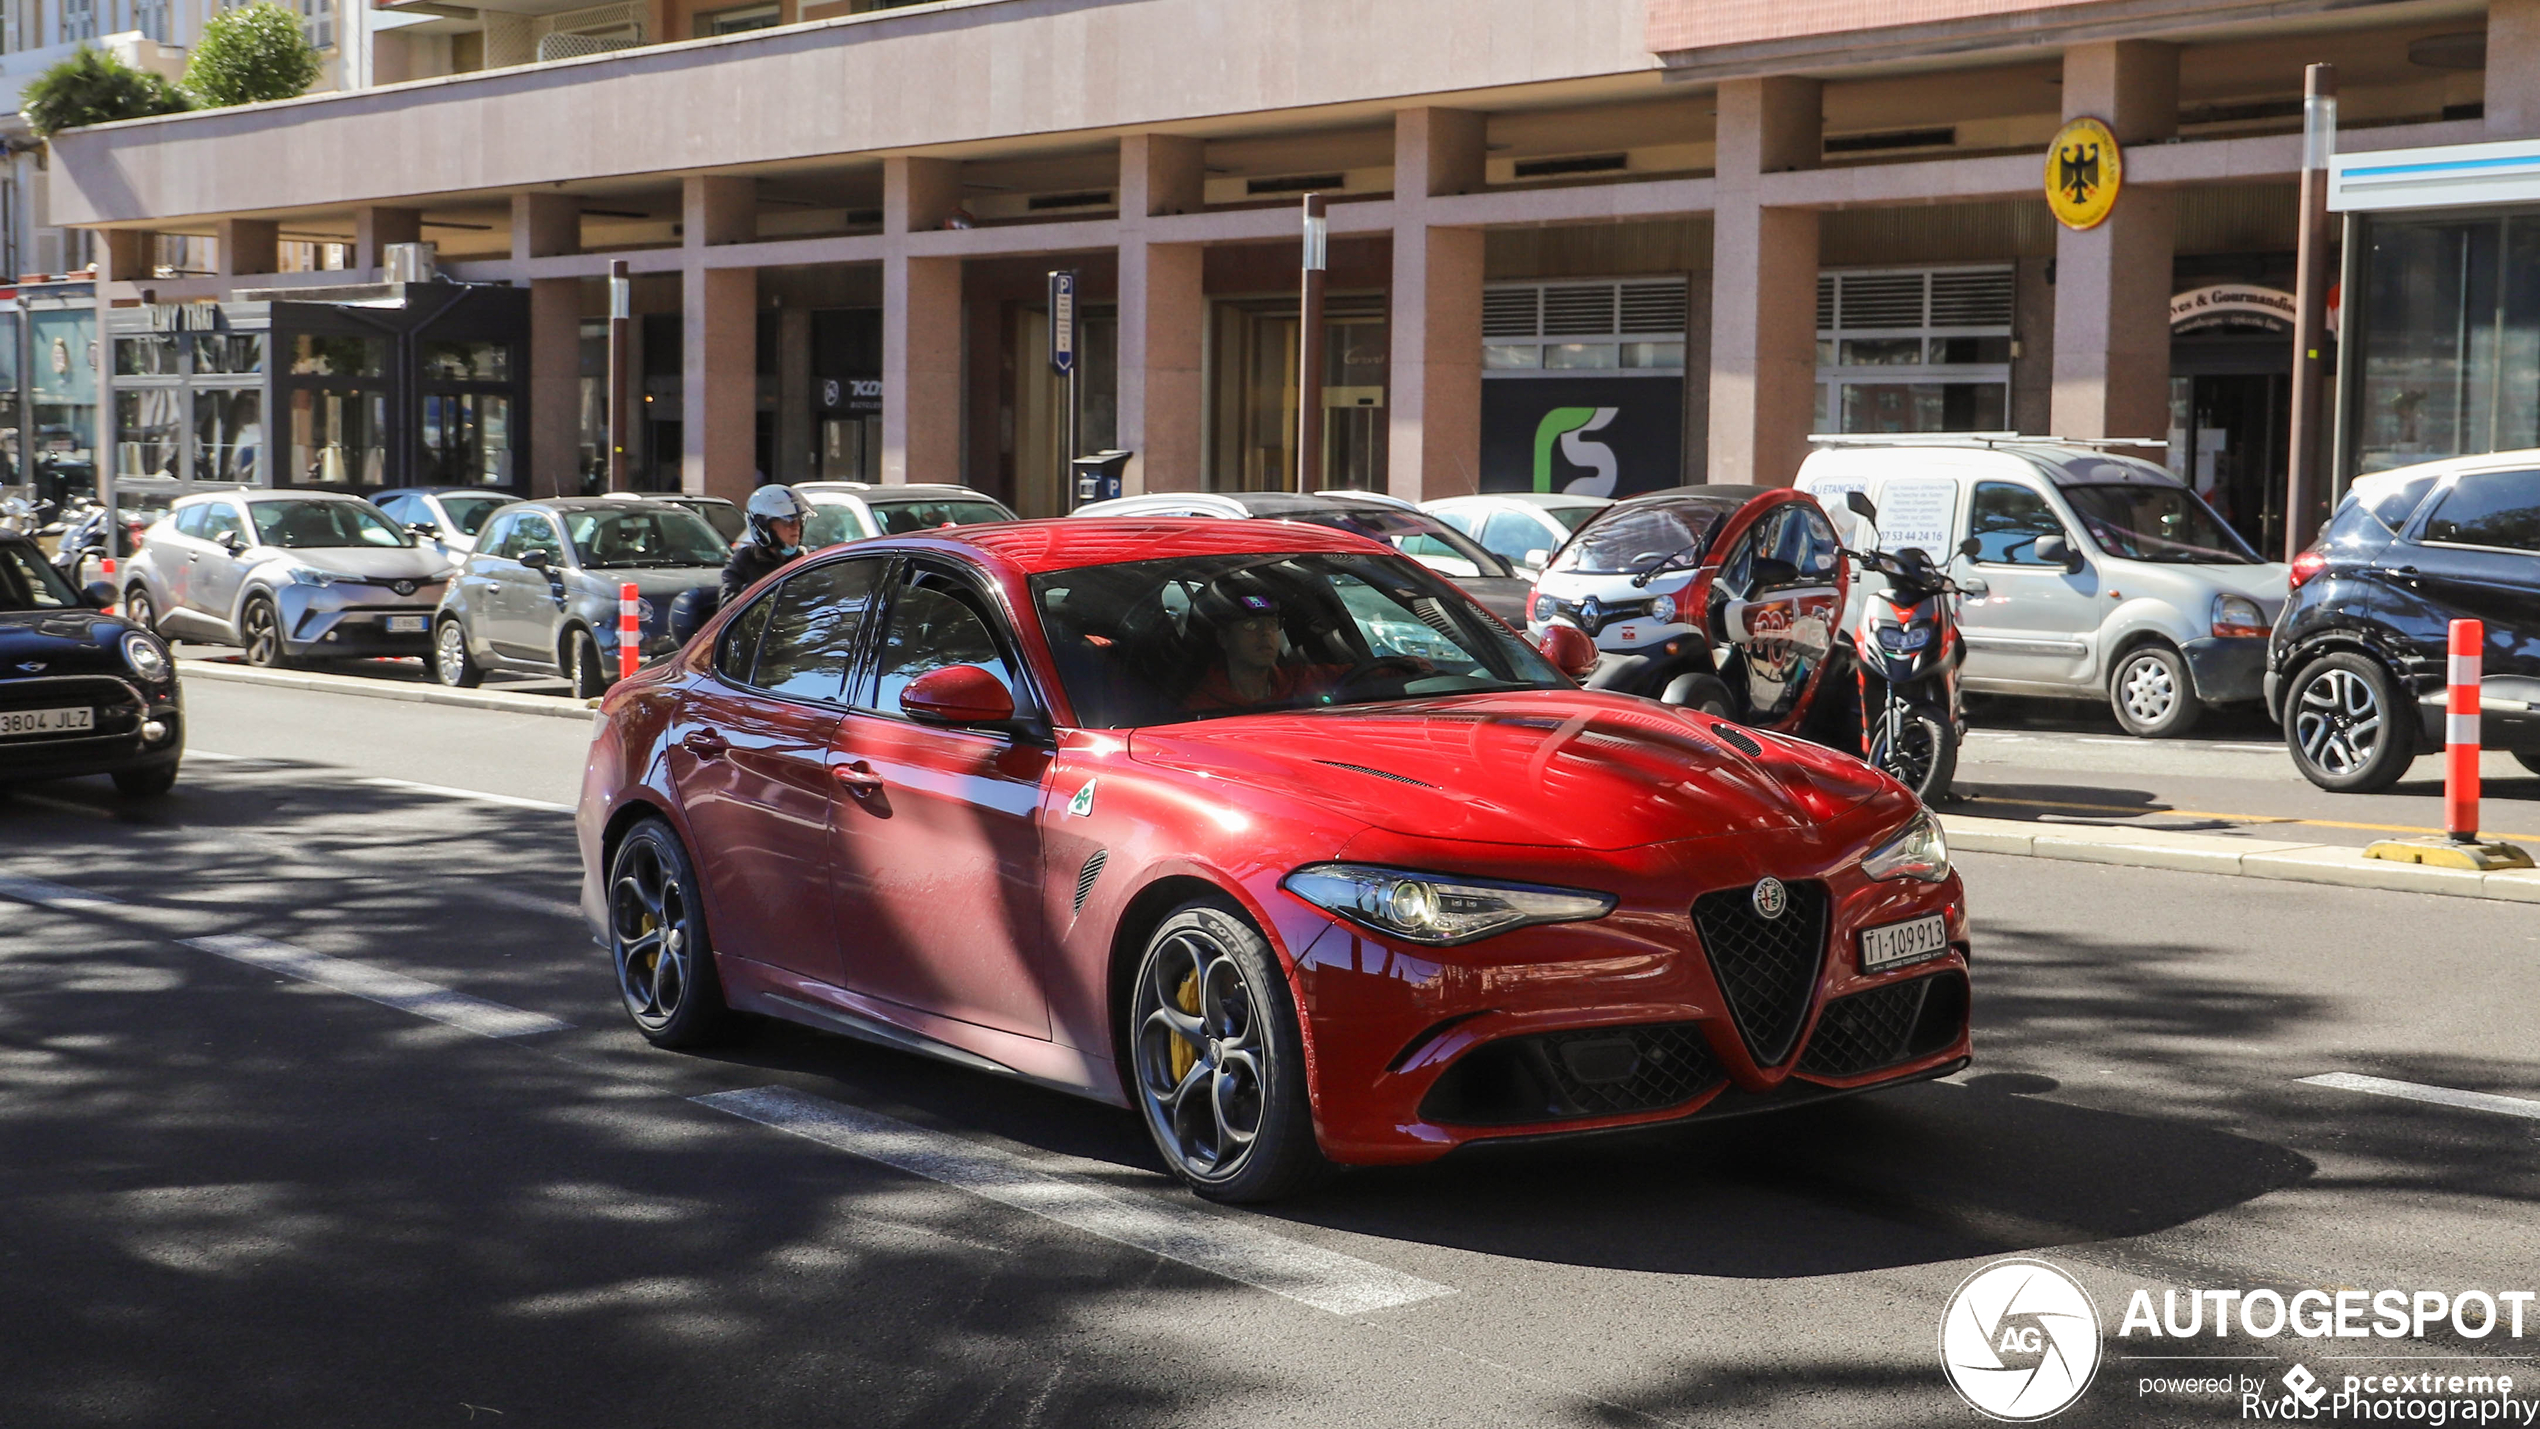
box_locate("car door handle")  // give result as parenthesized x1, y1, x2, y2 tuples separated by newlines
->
(831, 760, 884, 797)
(683, 729, 729, 758)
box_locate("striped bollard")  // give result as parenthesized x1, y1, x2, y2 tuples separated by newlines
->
(618, 582, 641, 682)
(2446, 618, 2482, 844)
(101, 556, 118, 614)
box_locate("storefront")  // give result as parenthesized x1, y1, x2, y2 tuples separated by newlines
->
(1479, 277, 1689, 497)
(2166, 270, 2297, 553)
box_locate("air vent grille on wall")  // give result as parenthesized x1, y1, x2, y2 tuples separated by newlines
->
(1511, 153, 1629, 179)
(1482, 288, 1540, 338)
(1618, 281, 1688, 334)
(1835, 272, 1925, 330)
(1929, 269, 2015, 327)
(1819, 268, 2015, 331)
(1823, 127, 1955, 155)
(1541, 284, 1620, 336)
(1247, 173, 1345, 196)
(1027, 191, 1115, 211)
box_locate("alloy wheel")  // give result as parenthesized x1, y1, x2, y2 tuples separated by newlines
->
(2294, 667, 2382, 777)
(436, 622, 470, 684)
(611, 836, 695, 1033)
(243, 601, 281, 666)
(126, 589, 157, 634)
(2118, 654, 2178, 725)
(1131, 926, 1267, 1182)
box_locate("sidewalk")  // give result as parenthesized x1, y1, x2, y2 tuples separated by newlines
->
(178, 659, 597, 723)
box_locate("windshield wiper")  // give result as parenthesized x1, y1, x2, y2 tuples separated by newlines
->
(1629, 543, 1702, 588)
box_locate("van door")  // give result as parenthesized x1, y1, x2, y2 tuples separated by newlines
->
(1957, 479, 2102, 690)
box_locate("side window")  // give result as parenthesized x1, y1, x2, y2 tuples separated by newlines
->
(198, 504, 248, 546)
(870, 572, 1018, 718)
(714, 594, 775, 685)
(750, 559, 884, 702)
(173, 503, 211, 538)
(1481, 510, 1552, 564)
(515, 516, 564, 562)
(1429, 506, 1478, 537)
(1714, 508, 1787, 599)
(2423, 469, 2540, 553)
(2368, 474, 2439, 534)
(374, 493, 414, 523)
(1968, 482, 2063, 565)
(1774, 505, 1842, 582)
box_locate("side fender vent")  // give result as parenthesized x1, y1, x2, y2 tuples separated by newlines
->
(1315, 760, 1438, 789)
(1709, 722, 1764, 758)
(1073, 849, 1108, 915)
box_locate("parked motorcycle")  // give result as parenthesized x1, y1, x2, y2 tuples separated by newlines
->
(1836, 489, 1974, 803)
(49, 500, 112, 584)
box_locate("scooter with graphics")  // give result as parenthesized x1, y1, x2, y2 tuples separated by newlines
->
(1835, 489, 1976, 802)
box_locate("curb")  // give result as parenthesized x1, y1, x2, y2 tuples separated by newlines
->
(1940, 813, 2540, 906)
(177, 659, 597, 723)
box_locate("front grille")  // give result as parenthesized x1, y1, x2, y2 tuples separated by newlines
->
(1798, 971, 1969, 1078)
(1534, 594, 1654, 637)
(0, 676, 144, 749)
(1693, 880, 1829, 1067)
(1420, 1021, 1724, 1126)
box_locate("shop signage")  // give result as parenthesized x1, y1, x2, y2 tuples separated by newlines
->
(143, 302, 223, 334)
(818, 377, 881, 416)
(1047, 270, 1076, 376)
(1479, 376, 1683, 498)
(2046, 117, 2123, 230)
(2170, 284, 2296, 334)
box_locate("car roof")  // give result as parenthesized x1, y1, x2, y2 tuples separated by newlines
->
(514, 496, 717, 513)
(378, 486, 519, 498)
(639, 493, 738, 507)
(797, 482, 990, 499)
(912, 517, 1393, 575)
(214, 489, 374, 504)
(1444, 492, 1610, 510)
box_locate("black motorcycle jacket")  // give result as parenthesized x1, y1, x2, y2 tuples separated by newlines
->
(719, 540, 795, 606)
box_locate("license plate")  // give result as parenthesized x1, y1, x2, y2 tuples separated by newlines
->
(0, 706, 94, 738)
(384, 615, 428, 634)
(1859, 913, 1949, 972)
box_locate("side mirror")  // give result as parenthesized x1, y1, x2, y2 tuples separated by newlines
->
(668, 586, 718, 645)
(82, 581, 116, 609)
(215, 530, 245, 555)
(1530, 622, 1600, 680)
(519, 547, 550, 571)
(406, 521, 441, 539)
(1958, 535, 1983, 560)
(1845, 490, 1878, 522)
(2034, 533, 2086, 573)
(1522, 548, 1551, 570)
(1749, 556, 1801, 590)
(900, 664, 1016, 726)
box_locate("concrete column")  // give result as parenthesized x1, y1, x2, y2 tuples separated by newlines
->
(1708, 77, 1821, 487)
(2489, 0, 2540, 138)
(1116, 134, 1205, 493)
(682, 175, 758, 500)
(776, 305, 812, 481)
(882, 156, 963, 485)
(2051, 41, 2178, 441)
(510, 192, 580, 260)
(99, 230, 153, 285)
(513, 192, 584, 498)
(1386, 108, 1487, 500)
(215, 218, 278, 278)
(353, 206, 421, 270)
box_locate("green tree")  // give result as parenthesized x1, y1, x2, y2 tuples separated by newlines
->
(19, 47, 192, 138)
(182, 2, 321, 109)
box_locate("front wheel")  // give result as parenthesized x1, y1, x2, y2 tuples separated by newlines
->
(1128, 899, 1331, 1204)
(124, 586, 161, 637)
(434, 618, 483, 688)
(607, 818, 734, 1048)
(241, 595, 292, 669)
(568, 628, 610, 700)
(2109, 644, 2203, 738)
(2285, 652, 2414, 793)
(1867, 699, 1958, 803)
(2518, 752, 2540, 779)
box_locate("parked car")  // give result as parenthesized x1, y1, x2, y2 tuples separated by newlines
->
(369, 487, 521, 569)
(1795, 437, 2288, 738)
(638, 493, 747, 545)
(435, 497, 730, 697)
(796, 483, 1017, 547)
(1422, 491, 1611, 576)
(2268, 455, 2540, 792)
(123, 490, 451, 668)
(1069, 489, 1533, 624)
(579, 516, 1970, 1202)
(1, 532, 183, 796)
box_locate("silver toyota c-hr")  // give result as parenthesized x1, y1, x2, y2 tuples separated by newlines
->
(123, 490, 451, 666)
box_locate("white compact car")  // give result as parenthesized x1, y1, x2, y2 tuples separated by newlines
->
(1794, 436, 2290, 737)
(796, 483, 1017, 546)
(1421, 492, 1611, 576)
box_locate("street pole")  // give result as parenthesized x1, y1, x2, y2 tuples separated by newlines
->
(606, 259, 629, 495)
(1295, 193, 1326, 493)
(2287, 62, 2337, 561)
(1048, 269, 1078, 509)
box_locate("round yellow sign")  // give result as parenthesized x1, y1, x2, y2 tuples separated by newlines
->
(2046, 117, 2122, 230)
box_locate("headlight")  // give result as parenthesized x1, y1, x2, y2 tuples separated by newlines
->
(1875, 624, 1934, 653)
(1860, 810, 1951, 883)
(120, 630, 170, 682)
(1650, 593, 1678, 624)
(287, 567, 339, 587)
(2211, 593, 2269, 639)
(1281, 863, 1617, 945)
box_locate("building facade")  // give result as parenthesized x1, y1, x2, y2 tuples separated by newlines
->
(39, 0, 2540, 538)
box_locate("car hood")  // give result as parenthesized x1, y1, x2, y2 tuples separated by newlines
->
(568, 566, 725, 599)
(268, 546, 451, 582)
(0, 609, 138, 676)
(1448, 575, 1533, 625)
(1128, 690, 1892, 851)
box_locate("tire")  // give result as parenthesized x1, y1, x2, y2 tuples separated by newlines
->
(2108, 643, 2203, 738)
(606, 818, 734, 1049)
(433, 617, 483, 689)
(240, 595, 293, 669)
(111, 762, 178, 797)
(1127, 897, 1332, 1204)
(1659, 672, 1737, 718)
(2284, 652, 2415, 794)
(567, 628, 610, 700)
(1868, 700, 1958, 803)
(123, 586, 160, 637)
(2518, 752, 2540, 779)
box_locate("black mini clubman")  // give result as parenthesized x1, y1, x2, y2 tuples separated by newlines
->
(0, 532, 184, 796)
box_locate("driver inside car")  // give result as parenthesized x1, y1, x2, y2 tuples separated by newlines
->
(1181, 575, 1428, 714)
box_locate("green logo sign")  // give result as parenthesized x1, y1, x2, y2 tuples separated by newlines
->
(1531, 406, 1620, 495)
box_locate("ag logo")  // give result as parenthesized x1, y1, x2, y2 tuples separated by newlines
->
(2282, 1365, 2327, 1410)
(1532, 407, 1619, 497)
(2046, 117, 2122, 231)
(1940, 1258, 2101, 1421)
(1750, 876, 1787, 921)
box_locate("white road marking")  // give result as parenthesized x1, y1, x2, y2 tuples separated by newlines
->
(472, 884, 584, 920)
(2210, 742, 2287, 753)
(0, 875, 125, 909)
(2300, 1073, 2540, 1122)
(182, 934, 570, 1039)
(695, 1085, 1454, 1317)
(355, 778, 574, 814)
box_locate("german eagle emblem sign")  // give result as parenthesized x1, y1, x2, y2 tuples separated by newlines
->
(2046, 117, 2122, 230)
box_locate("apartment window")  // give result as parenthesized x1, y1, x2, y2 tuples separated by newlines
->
(1481, 279, 1689, 373)
(133, 0, 169, 40)
(694, 1, 777, 35)
(61, 0, 97, 42)
(297, 0, 332, 50)
(1815, 267, 2014, 434)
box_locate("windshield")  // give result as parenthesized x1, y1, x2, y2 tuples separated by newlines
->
(803, 503, 864, 549)
(2061, 483, 2263, 564)
(562, 508, 731, 568)
(0, 542, 78, 610)
(1549, 505, 1603, 532)
(1550, 500, 1731, 576)
(248, 500, 411, 549)
(1277, 508, 1512, 580)
(1030, 552, 1564, 728)
(868, 498, 1014, 534)
(439, 495, 513, 538)
(673, 499, 747, 543)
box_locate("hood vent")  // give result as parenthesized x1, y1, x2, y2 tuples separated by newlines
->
(1315, 759, 1437, 789)
(1073, 849, 1107, 914)
(1709, 723, 1764, 758)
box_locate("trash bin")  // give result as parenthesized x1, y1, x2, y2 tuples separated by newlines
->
(1071, 450, 1133, 508)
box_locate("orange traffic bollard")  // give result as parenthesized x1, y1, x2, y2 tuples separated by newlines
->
(618, 582, 641, 682)
(2366, 617, 2533, 870)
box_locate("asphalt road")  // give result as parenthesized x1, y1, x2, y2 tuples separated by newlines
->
(6, 679, 2539, 1427)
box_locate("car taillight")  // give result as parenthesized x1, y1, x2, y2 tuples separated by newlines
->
(2289, 546, 2328, 588)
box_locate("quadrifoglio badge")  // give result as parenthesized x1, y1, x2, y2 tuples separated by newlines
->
(1941, 1260, 2540, 1422)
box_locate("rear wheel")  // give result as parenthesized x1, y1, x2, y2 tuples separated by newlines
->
(608, 818, 733, 1048)
(1868, 700, 1957, 803)
(2518, 752, 2540, 779)
(2284, 652, 2415, 793)
(2109, 644, 2203, 738)
(567, 628, 609, 700)
(1128, 898, 1331, 1204)
(1658, 672, 1736, 718)
(241, 596, 292, 669)
(433, 618, 483, 688)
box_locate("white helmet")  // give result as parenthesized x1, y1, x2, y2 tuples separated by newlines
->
(745, 484, 809, 547)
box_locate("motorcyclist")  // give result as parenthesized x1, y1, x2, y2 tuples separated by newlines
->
(721, 484, 810, 606)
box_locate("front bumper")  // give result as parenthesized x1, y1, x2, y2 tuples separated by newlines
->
(2181, 635, 2269, 705)
(278, 582, 445, 658)
(0, 676, 183, 785)
(1287, 819, 1972, 1165)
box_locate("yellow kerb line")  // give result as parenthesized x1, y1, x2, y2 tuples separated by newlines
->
(1969, 793, 2540, 844)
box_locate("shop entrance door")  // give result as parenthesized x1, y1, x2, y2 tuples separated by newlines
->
(2169, 332, 2291, 556)
(1207, 297, 1387, 493)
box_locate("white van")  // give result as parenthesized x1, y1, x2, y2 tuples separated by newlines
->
(1794, 436, 2289, 737)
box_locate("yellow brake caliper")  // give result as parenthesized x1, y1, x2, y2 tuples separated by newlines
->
(1169, 971, 1201, 1082)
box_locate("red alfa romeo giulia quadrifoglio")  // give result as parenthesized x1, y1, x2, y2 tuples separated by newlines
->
(577, 518, 1970, 1203)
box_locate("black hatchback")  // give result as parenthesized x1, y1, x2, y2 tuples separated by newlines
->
(2267, 458, 2540, 792)
(0, 534, 184, 796)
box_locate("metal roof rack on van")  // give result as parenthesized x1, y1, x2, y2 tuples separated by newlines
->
(1805, 432, 2168, 450)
